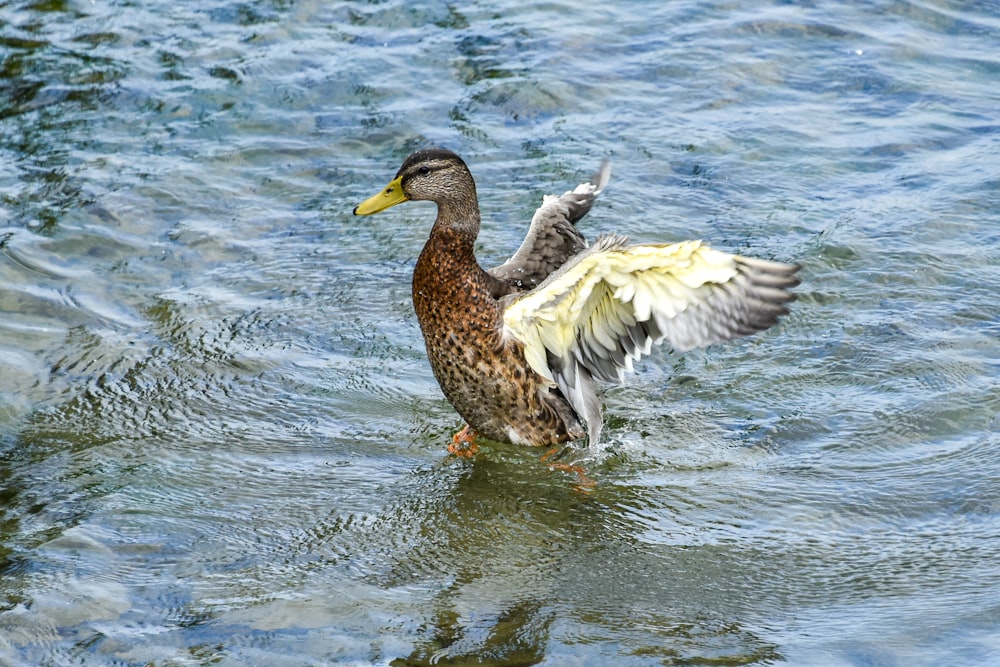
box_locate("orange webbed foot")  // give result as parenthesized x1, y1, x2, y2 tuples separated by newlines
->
(447, 425, 479, 458)
(540, 446, 596, 492)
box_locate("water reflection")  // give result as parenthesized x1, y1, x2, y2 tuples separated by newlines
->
(382, 459, 585, 666)
(396, 598, 551, 666)
(269, 445, 782, 665)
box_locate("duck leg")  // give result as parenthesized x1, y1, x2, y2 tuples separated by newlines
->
(540, 446, 596, 491)
(447, 424, 479, 457)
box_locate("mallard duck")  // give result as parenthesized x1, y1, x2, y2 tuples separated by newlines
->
(354, 148, 799, 448)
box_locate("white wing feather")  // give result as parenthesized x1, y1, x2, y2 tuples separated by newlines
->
(501, 236, 799, 443)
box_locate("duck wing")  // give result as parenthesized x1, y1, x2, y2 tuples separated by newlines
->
(488, 159, 611, 293)
(501, 236, 800, 444)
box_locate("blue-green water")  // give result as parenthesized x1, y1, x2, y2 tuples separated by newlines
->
(2, 1, 999, 665)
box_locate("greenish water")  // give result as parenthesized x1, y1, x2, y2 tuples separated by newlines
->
(2, 1, 999, 665)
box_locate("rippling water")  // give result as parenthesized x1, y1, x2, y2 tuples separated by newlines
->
(2, 1, 999, 665)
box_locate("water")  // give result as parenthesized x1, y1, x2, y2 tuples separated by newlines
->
(2, 0, 999, 664)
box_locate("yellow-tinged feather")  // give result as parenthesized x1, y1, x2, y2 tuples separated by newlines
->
(591, 302, 619, 351)
(632, 282, 653, 321)
(500, 239, 774, 385)
(612, 282, 635, 303)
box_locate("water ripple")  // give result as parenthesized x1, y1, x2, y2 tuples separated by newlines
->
(2, 0, 1000, 664)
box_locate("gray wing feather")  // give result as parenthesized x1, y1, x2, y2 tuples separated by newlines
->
(549, 352, 604, 447)
(661, 256, 799, 352)
(489, 159, 611, 291)
(572, 255, 800, 386)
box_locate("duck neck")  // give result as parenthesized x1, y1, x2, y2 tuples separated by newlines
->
(423, 198, 482, 268)
(413, 200, 490, 311)
(434, 194, 481, 240)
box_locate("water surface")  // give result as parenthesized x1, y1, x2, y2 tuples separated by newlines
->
(1, 1, 999, 665)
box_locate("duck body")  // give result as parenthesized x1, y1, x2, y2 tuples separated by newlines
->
(354, 148, 800, 448)
(405, 157, 587, 446)
(412, 230, 585, 445)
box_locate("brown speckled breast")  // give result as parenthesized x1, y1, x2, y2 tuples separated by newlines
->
(412, 228, 584, 446)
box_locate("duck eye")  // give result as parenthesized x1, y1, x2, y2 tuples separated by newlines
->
(417, 166, 431, 176)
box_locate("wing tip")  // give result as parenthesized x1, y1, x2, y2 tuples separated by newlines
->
(735, 254, 801, 276)
(591, 158, 611, 195)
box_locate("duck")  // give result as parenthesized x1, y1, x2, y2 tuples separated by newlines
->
(354, 148, 799, 450)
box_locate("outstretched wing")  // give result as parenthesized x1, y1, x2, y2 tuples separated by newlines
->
(488, 159, 611, 292)
(501, 236, 800, 443)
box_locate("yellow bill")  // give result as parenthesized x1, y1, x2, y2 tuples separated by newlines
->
(353, 176, 407, 215)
